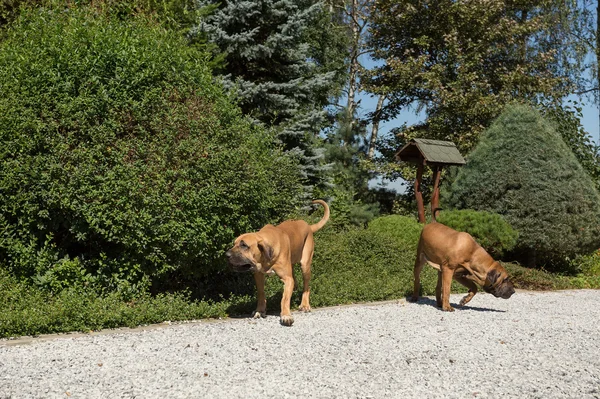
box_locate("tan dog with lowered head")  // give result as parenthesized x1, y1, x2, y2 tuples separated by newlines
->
(410, 212, 515, 311)
(225, 200, 329, 326)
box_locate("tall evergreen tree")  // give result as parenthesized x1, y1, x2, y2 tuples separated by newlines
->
(320, 105, 380, 226)
(196, 0, 347, 198)
(314, 0, 387, 224)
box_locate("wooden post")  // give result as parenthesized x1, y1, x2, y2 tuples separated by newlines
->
(431, 165, 441, 217)
(415, 161, 425, 223)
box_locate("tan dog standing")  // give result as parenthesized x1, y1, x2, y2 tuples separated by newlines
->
(225, 200, 329, 326)
(410, 213, 515, 311)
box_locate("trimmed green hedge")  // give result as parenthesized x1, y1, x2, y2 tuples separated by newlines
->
(3, 214, 600, 338)
(437, 209, 518, 257)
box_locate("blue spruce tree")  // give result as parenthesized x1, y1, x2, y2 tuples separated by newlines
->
(196, 0, 346, 199)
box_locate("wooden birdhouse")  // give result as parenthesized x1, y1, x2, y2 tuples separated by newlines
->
(396, 138, 466, 223)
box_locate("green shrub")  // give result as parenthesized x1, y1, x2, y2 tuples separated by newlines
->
(0, 7, 302, 292)
(4, 213, 600, 338)
(569, 250, 600, 277)
(445, 104, 600, 267)
(265, 215, 426, 306)
(305, 221, 428, 306)
(367, 215, 424, 249)
(0, 0, 206, 33)
(436, 209, 518, 257)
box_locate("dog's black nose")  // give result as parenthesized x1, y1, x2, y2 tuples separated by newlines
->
(225, 250, 232, 258)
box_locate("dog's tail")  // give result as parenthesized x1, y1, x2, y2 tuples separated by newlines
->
(432, 207, 442, 223)
(310, 200, 330, 233)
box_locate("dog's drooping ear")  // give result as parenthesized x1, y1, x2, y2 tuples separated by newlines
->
(258, 240, 274, 264)
(487, 269, 500, 285)
(483, 268, 501, 293)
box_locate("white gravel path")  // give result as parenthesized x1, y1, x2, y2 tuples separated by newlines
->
(1, 290, 600, 399)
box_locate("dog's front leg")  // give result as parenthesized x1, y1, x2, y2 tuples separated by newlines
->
(278, 270, 295, 326)
(435, 270, 443, 307)
(253, 272, 267, 318)
(441, 266, 455, 312)
(454, 274, 478, 306)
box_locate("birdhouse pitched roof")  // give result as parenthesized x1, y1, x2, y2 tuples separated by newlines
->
(396, 138, 466, 166)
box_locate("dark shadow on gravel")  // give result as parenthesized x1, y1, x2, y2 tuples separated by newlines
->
(227, 310, 281, 320)
(407, 296, 506, 313)
(226, 288, 304, 318)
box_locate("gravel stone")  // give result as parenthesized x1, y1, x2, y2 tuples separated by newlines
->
(1, 290, 600, 398)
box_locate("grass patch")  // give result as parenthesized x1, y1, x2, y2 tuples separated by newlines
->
(3, 215, 599, 338)
(0, 268, 247, 339)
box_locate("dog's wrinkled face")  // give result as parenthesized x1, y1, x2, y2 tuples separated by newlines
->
(225, 233, 271, 273)
(483, 264, 515, 299)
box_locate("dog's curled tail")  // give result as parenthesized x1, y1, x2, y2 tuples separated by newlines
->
(432, 207, 442, 223)
(310, 200, 330, 233)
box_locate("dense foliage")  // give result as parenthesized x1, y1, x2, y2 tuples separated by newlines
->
(1, 0, 206, 33)
(5, 214, 600, 338)
(365, 0, 574, 153)
(308, 216, 424, 304)
(445, 104, 600, 267)
(0, 7, 302, 294)
(436, 210, 518, 258)
(571, 250, 600, 277)
(0, 0, 599, 338)
(541, 102, 600, 191)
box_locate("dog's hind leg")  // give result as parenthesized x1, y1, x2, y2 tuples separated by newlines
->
(253, 272, 267, 318)
(410, 251, 427, 302)
(299, 235, 314, 313)
(454, 274, 478, 306)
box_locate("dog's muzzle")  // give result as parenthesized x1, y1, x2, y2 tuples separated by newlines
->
(225, 250, 257, 273)
(484, 282, 515, 299)
(500, 285, 516, 299)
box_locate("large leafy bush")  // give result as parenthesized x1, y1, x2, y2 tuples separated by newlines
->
(445, 104, 600, 267)
(0, 7, 302, 292)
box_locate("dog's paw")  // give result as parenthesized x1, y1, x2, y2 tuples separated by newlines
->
(442, 305, 455, 312)
(252, 311, 266, 319)
(280, 315, 294, 326)
(407, 296, 419, 303)
(298, 305, 311, 313)
(459, 293, 475, 306)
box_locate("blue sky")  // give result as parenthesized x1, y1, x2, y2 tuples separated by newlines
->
(570, 97, 599, 144)
(359, 92, 600, 144)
